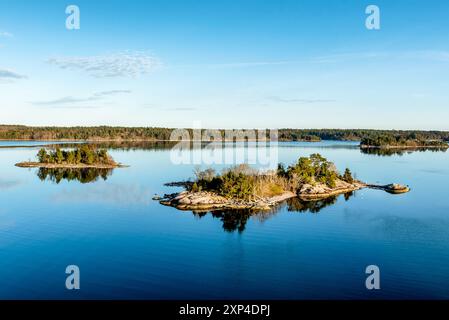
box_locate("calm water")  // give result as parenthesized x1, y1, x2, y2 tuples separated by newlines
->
(1, 141, 449, 299)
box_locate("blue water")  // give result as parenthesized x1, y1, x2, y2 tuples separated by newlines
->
(0, 140, 80, 148)
(1, 141, 449, 299)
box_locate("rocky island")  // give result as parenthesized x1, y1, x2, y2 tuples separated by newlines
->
(16, 146, 126, 169)
(360, 135, 449, 149)
(159, 154, 404, 212)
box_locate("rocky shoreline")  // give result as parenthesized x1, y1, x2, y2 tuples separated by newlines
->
(160, 190, 297, 211)
(15, 162, 127, 169)
(158, 179, 412, 212)
(297, 180, 366, 200)
(159, 180, 366, 212)
(360, 144, 448, 149)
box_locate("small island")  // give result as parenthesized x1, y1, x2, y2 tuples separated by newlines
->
(16, 146, 125, 169)
(159, 153, 407, 212)
(360, 135, 449, 149)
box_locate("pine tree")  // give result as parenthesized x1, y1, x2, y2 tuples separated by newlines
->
(342, 168, 354, 183)
(75, 149, 82, 164)
(55, 148, 64, 164)
(66, 151, 75, 164)
(37, 148, 48, 163)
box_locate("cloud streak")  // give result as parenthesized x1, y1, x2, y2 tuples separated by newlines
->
(0, 69, 26, 80)
(205, 61, 292, 69)
(309, 50, 449, 64)
(0, 31, 13, 38)
(199, 50, 449, 70)
(47, 51, 161, 78)
(93, 90, 132, 97)
(267, 96, 336, 104)
(143, 104, 198, 112)
(31, 90, 131, 108)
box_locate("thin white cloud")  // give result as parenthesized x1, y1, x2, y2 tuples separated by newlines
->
(267, 96, 336, 104)
(201, 50, 449, 70)
(0, 68, 26, 79)
(405, 50, 449, 63)
(310, 50, 449, 64)
(170, 49, 449, 72)
(31, 90, 131, 108)
(47, 51, 161, 78)
(309, 52, 390, 64)
(168, 107, 197, 111)
(32, 96, 99, 106)
(206, 61, 292, 68)
(0, 31, 13, 38)
(143, 104, 198, 111)
(93, 90, 132, 97)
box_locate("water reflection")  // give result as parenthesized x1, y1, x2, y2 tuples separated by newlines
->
(189, 193, 354, 233)
(42, 140, 359, 152)
(211, 210, 252, 233)
(88, 141, 178, 151)
(37, 168, 113, 184)
(360, 147, 447, 157)
(287, 197, 337, 213)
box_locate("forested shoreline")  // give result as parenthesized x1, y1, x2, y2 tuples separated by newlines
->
(1, 125, 449, 144)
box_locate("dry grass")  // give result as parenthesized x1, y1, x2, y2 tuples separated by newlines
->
(253, 172, 290, 197)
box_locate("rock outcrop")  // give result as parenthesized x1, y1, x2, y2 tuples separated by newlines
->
(158, 179, 409, 212)
(298, 180, 366, 200)
(160, 191, 297, 211)
(159, 180, 365, 211)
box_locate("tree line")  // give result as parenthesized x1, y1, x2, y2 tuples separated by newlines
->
(1, 125, 449, 142)
(360, 134, 449, 147)
(37, 145, 115, 165)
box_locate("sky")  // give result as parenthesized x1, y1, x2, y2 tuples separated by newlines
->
(1, 0, 449, 130)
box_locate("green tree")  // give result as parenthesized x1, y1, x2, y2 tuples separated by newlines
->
(55, 148, 64, 164)
(342, 168, 354, 183)
(37, 148, 48, 163)
(191, 182, 199, 192)
(66, 151, 75, 164)
(85, 151, 95, 165)
(75, 149, 82, 164)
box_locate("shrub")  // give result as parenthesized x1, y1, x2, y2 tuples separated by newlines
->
(36, 146, 115, 165)
(218, 171, 255, 200)
(189, 154, 356, 198)
(342, 168, 354, 183)
(191, 182, 199, 192)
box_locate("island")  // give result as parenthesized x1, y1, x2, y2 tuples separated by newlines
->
(360, 135, 449, 149)
(159, 153, 409, 212)
(15, 146, 126, 169)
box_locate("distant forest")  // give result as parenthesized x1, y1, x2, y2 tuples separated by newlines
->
(1, 125, 449, 144)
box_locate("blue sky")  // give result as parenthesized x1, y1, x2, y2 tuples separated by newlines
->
(1, 0, 449, 129)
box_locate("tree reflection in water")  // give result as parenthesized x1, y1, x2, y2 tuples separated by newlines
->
(37, 167, 113, 184)
(190, 192, 355, 233)
(192, 208, 279, 234)
(360, 147, 447, 157)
